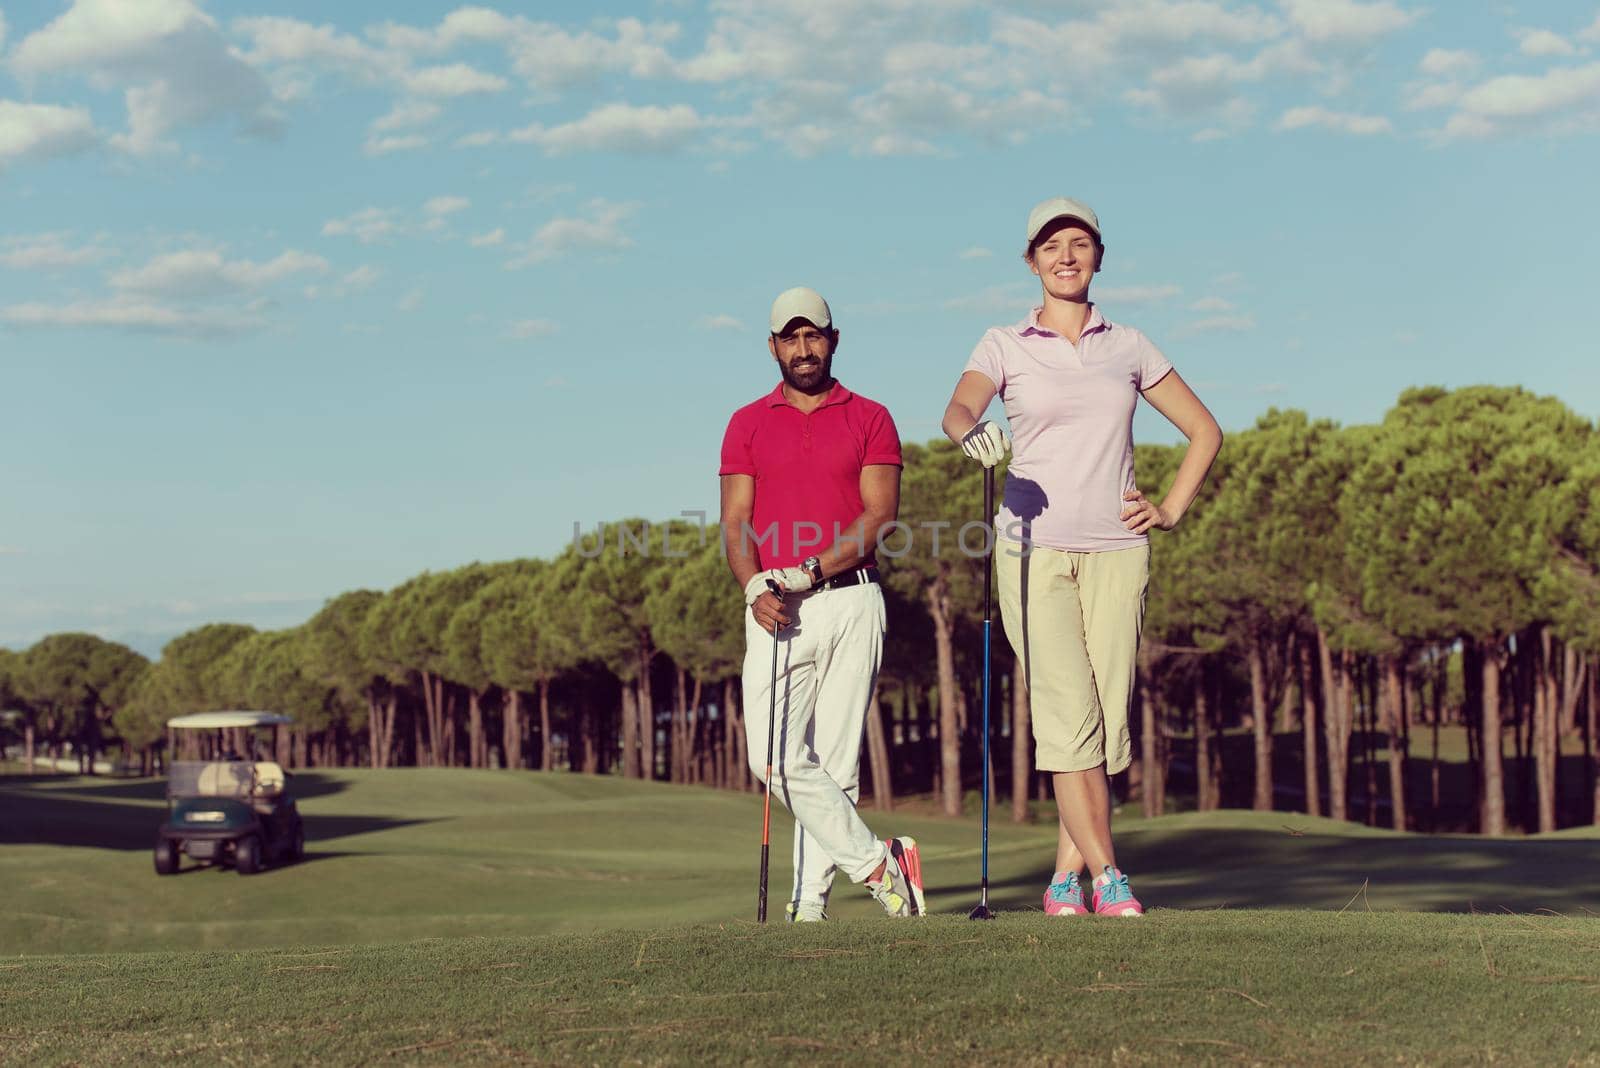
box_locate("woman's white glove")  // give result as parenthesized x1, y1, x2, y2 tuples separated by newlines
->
(960, 420, 1011, 468)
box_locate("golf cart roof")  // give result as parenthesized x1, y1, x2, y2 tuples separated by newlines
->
(167, 711, 294, 730)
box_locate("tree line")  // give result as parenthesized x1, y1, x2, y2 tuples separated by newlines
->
(2, 385, 1597, 836)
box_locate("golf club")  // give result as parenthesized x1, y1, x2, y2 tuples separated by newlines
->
(969, 465, 996, 921)
(757, 577, 781, 923)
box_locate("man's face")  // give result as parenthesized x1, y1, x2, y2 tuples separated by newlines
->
(768, 319, 837, 393)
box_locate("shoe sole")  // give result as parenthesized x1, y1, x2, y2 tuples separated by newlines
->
(888, 837, 925, 917)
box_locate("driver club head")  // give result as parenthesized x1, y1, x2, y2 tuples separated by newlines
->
(967, 904, 995, 921)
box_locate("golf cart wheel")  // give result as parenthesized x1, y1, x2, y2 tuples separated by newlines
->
(153, 838, 179, 876)
(236, 835, 262, 876)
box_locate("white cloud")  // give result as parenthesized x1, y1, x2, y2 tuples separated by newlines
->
(0, 546, 26, 556)
(1405, 81, 1466, 111)
(423, 195, 469, 216)
(371, 99, 441, 132)
(944, 282, 1034, 314)
(1515, 29, 1577, 59)
(507, 199, 638, 267)
(322, 207, 401, 244)
(340, 265, 379, 289)
(235, 15, 391, 72)
(1, 296, 265, 338)
(0, 233, 112, 269)
(506, 318, 557, 339)
(1275, 105, 1394, 134)
(1096, 284, 1182, 304)
(0, 11, 8, 52)
(363, 133, 427, 156)
(1184, 314, 1256, 333)
(469, 228, 505, 247)
(1277, 0, 1418, 43)
(701, 313, 741, 331)
(1440, 62, 1600, 137)
(456, 130, 499, 147)
(110, 249, 328, 298)
(960, 247, 993, 260)
(1583, 14, 1600, 43)
(397, 288, 423, 312)
(0, 100, 99, 166)
(14, 0, 279, 156)
(1419, 49, 1477, 77)
(511, 103, 705, 154)
(403, 63, 507, 97)
(1189, 296, 1235, 311)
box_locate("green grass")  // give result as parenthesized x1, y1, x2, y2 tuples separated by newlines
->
(4, 915, 1598, 1064)
(3, 767, 1599, 1064)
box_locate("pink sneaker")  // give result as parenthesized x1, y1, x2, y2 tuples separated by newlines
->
(1043, 870, 1089, 916)
(1092, 866, 1144, 916)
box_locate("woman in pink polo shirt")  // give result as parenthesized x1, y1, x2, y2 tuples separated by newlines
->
(941, 197, 1222, 917)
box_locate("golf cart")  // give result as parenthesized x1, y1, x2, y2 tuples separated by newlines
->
(154, 711, 304, 876)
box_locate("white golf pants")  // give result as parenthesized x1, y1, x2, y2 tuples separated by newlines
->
(742, 581, 888, 908)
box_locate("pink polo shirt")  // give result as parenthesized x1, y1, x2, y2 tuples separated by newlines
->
(964, 305, 1173, 553)
(719, 381, 902, 569)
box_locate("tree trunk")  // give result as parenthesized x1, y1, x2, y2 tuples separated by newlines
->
(1139, 676, 1162, 819)
(1588, 656, 1598, 826)
(1195, 666, 1214, 812)
(504, 689, 523, 771)
(24, 723, 36, 774)
(865, 681, 894, 810)
(725, 678, 749, 793)
(1381, 653, 1408, 832)
(1559, 643, 1583, 736)
(926, 572, 963, 818)
(1300, 638, 1321, 818)
(689, 675, 704, 784)
(620, 684, 640, 778)
(468, 689, 485, 769)
(1249, 638, 1272, 811)
(1480, 638, 1507, 836)
(672, 666, 688, 784)
(1316, 626, 1347, 821)
(1536, 629, 1557, 833)
(540, 674, 553, 767)
(638, 639, 656, 781)
(1013, 657, 1033, 823)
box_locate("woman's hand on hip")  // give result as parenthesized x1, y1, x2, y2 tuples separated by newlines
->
(1120, 490, 1174, 534)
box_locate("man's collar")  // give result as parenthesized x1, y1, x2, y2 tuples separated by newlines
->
(1018, 304, 1110, 339)
(765, 380, 853, 408)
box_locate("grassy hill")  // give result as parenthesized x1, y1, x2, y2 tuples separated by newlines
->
(3, 768, 1598, 1064)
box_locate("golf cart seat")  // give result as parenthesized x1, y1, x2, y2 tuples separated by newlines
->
(253, 761, 286, 798)
(196, 761, 254, 797)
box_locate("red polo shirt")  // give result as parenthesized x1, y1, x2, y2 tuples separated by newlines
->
(719, 381, 902, 569)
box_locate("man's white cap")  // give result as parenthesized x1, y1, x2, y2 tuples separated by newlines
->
(1026, 197, 1102, 244)
(769, 286, 832, 333)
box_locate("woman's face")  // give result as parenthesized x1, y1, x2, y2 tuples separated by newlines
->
(1028, 222, 1099, 302)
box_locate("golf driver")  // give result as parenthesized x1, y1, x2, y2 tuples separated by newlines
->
(757, 578, 781, 924)
(969, 465, 996, 921)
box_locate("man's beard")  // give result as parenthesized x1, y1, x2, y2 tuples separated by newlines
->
(780, 352, 833, 394)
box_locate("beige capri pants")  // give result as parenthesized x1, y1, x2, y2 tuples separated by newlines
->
(995, 541, 1150, 775)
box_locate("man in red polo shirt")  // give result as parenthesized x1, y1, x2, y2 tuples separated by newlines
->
(719, 286, 925, 922)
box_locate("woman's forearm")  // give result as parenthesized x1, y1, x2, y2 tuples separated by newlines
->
(1159, 426, 1223, 525)
(942, 402, 981, 444)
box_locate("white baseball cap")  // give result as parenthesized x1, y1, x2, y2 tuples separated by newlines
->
(769, 286, 832, 333)
(1026, 197, 1102, 244)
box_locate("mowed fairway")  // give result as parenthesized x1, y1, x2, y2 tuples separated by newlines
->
(3, 768, 1599, 1064)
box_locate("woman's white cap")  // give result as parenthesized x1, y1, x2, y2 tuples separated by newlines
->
(769, 286, 832, 333)
(1026, 197, 1101, 243)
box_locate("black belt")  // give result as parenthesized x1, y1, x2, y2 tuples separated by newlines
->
(813, 566, 879, 592)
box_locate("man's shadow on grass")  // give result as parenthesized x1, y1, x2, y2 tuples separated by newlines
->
(942, 826, 1600, 915)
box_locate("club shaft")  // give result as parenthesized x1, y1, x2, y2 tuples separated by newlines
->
(980, 466, 995, 906)
(759, 616, 780, 923)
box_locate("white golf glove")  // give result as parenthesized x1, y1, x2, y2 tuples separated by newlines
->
(960, 420, 1011, 468)
(743, 567, 813, 606)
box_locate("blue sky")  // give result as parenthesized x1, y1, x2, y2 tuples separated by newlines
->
(3, 0, 1599, 657)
